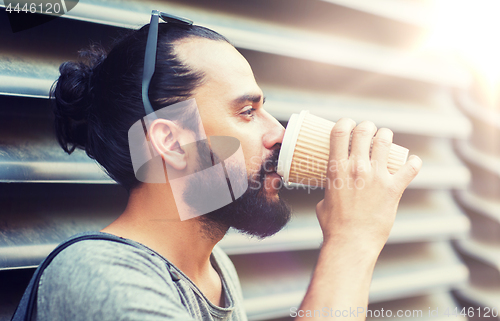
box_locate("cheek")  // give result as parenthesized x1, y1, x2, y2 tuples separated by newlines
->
(204, 116, 266, 172)
(242, 143, 264, 173)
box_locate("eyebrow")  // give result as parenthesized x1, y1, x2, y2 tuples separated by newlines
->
(232, 94, 266, 107)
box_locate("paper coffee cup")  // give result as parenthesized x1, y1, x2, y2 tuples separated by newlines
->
(277, 111, 409, 186)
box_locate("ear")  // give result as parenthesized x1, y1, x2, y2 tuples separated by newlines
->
(148, 119, 187, 171)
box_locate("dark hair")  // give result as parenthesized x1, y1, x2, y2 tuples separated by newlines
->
(51, 23, 229, 192)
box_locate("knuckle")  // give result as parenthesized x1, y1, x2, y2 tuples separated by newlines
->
(354, 121, 377, 136)
(351, 169, 362, 179)
(331, 127, 350, 138)
(373, 137, 392, 148)
(407, 163, 420, 177)
(353, 126, 370, 136)
(331, 118, 356, 138)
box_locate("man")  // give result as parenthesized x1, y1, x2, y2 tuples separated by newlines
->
(36, 14, 421, 321)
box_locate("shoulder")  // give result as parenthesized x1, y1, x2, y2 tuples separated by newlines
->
(37, 237, 193, 321)
(44, 237, 172, 283)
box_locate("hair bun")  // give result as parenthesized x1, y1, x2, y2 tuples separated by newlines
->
(52, 46, 106, 155)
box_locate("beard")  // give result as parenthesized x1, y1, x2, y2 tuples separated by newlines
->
(182, 140, 291, 240)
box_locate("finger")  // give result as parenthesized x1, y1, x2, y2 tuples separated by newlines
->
(370, 128, 393, 171)
(328, 118, 356, 161)
(350, 121, 377, 161)
(393, 155, 422, 188)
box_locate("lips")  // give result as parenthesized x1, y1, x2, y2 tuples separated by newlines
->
(268, 172, 281, 179)
(264, 167, 280, 179)
(263, 161, 278, 175)
(260, 149, 281, 180)
(264, 167, 277, 174)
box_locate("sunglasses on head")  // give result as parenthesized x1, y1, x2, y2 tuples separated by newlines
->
(142, 10, 193, 122)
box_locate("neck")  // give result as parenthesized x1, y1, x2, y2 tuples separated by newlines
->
(101, 183, 228, 283)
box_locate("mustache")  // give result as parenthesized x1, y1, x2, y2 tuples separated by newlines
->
(262, 149, 280, 174)
(252, 149, 280, 188)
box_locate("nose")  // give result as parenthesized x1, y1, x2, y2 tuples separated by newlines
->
(262, 111, 285, 150)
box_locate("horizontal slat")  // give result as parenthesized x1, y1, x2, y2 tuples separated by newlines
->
(0, 146, 468, 185)
(0, 96, 469, 187)
(456, 238, 500, 270)
(321, 0, 432, 27)
(0, 183, 126, 270)
(455, 150, 500, 200)
(219, 190, 469, 254)
(0, 75, 55, 98)
(454, 93, 500, 157)
(0, 96, 112, 183)
(456, 140, 500, 178)
(459, 248, 500, 289)
(0, 160, 112, 184)
(455, 254, 500, 312)
(163, 0, 426, 51)
(455, 141, 500, 199)
(409, 164, 469, 189)
(0, 55, 59, 80)
(455, 285, 500, 313)
(367, 292, 467, 321)
(406, 138, 469, 189)
(0, 244, 57, 270)
(0, 59, 56, 98)
(370, 242, 468, 301)
(0, 269, 35, 321)
(0, 143, 112, 183)
(0, 0, 476, 319)
(6, 0, 469, 87)
(456, 190, 500, 243)
(264, 88, 471, 139)
(236, 242, 468, 320)
(456, 90, 500, 129)
(0, 190, 469, 269)
(0, 188, 469, 268)
(0, 62, 472, 140)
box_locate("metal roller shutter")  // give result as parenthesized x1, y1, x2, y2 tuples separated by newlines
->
(0, 0, 482, 320)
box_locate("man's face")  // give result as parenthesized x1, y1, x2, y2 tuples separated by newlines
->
(175, 38, 286, 201)
(174, 38, 291, 238)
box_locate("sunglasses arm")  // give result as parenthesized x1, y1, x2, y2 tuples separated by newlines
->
(142, 10, 160, 123)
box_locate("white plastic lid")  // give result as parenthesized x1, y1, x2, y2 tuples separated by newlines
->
(277, 110, 310, 184)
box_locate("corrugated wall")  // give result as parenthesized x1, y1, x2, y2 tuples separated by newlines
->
(453, 73, 500, 313)
(0, 0, 485, 320)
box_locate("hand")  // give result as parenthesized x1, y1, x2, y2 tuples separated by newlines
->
(316, 118, 422, 255)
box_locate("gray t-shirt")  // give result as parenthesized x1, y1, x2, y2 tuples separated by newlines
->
(35, 232, 248, 321)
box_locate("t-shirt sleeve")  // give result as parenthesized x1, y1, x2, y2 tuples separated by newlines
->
(36, 240, 196, 321)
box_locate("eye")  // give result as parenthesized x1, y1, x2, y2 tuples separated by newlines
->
(240, 107, 256, 118)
